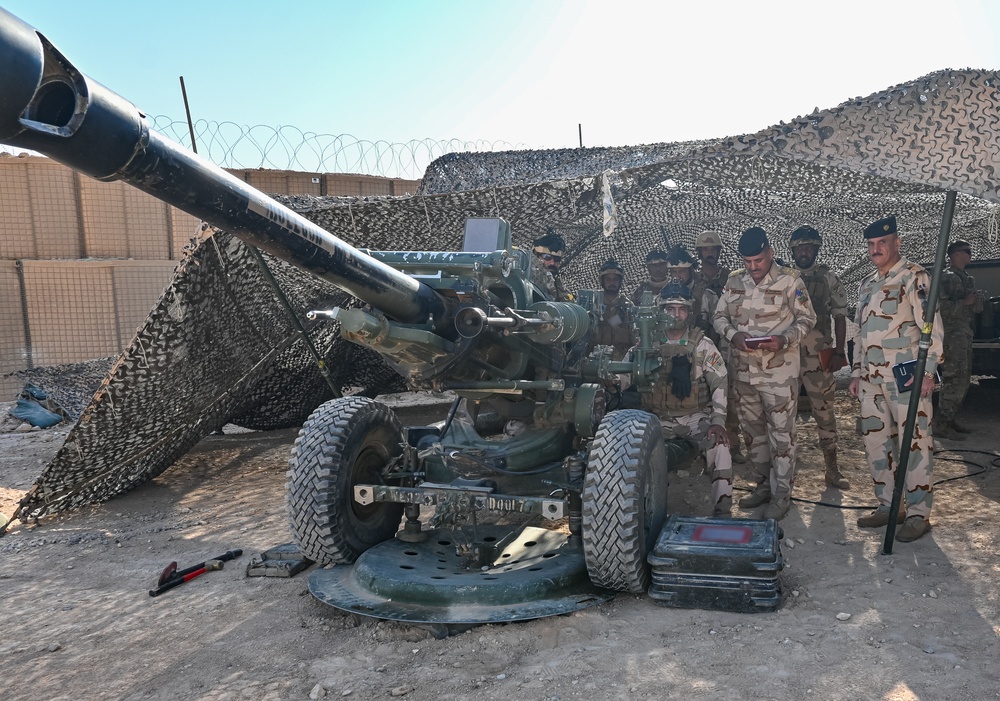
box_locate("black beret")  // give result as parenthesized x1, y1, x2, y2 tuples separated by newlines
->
(645, 249, 668, 262)
(863, 216, 897, 239)
(738, 227, 770, 256)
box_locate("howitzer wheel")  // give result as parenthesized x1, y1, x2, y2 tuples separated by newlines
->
(286, 397, 405, 565)
(581, 410, 668, 593)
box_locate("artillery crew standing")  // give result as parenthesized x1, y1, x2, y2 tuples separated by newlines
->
(789, 225, 851, 490)
(934, 240, 983, 440)
(619, 282, 733, 516)
(713, 227, 817, 520)
(591, 259, 633, 360)
(849, 216, 943, 543)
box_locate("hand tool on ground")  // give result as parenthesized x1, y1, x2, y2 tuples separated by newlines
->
(149, 549, 242, 597)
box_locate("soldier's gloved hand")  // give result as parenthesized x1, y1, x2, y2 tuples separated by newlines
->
(669, 355, 692, 399)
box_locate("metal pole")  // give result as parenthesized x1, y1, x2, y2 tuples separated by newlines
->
(578, 124, 583, 148)
(882, 191, 956, 554)
(179, 76, 198, 154)
(248, 246, 342, 399)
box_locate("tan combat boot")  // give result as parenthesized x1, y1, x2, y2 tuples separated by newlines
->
(823, 448, 850, 490)
(738, 484, 771, 509)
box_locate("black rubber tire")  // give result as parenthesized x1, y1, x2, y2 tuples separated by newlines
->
(581, 409, 668, 593)
(286, 396, 405, 565)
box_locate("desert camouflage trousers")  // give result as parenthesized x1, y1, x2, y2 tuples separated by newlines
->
(800, 352, 838, 450)
(858, 380, 934, 518)
(659, 411, 733, 511)
(733, 378, 798, 497)
(937, 334, 973, 426)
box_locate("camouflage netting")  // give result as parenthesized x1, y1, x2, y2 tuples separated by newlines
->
(8, 68, 1000, 524)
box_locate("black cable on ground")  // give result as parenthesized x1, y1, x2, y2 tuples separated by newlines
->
(730, 448, 999, 511)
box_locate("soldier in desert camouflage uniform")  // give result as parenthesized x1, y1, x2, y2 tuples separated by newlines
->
(934, 240, 983, 440)
(714, 227, 817, 520)
(693, 230, 747, 464)
(789, 225, 851, 489)
(590, 259, 632, 360)
(849, 216, 943, 543)
(619, 282, 733, 516)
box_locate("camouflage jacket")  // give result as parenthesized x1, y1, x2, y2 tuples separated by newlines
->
(939, 265, 980, 338)
(693, 266, 731, 299)
(691, 268, 728, 342)
(631, 277, 670, 306)
(713, 264, 817, 385)
(797, 262, 848, 354)
(851, 257, 944, 384)
(620, 329, 728, 425)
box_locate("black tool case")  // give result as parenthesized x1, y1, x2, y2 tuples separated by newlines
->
(647, 515, 784, 612)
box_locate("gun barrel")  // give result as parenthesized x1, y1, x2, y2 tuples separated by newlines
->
(0, 8, 445, 326)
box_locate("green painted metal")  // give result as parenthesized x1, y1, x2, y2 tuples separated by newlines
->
(308, 525, 613, 624)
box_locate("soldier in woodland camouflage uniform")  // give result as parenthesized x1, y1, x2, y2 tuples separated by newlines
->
(934, 240, 983, 440)
(590, 259, 632, 360)
(713, 227, 817, 520)
(789, 225, 851, 489)
(849, 216, 943, 543)
(632, 249, 670, 305)
(694, 230, 746, 464)
(619, 282, 733, 516)
(532, 230, 573, 302)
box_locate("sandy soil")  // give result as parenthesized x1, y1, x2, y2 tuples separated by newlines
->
(2, 387, 999, 701)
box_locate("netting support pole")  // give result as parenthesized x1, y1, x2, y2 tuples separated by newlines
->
(882, 190, 955, 554)
(248, 246, 341, 399)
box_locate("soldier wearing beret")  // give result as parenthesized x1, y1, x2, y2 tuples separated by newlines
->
(789, 225, 851, 490)
(934, 240, 983, 439)
(590, 259, 633, 360)
(849, 216, 943, 543)
(713, 227, 817, 520)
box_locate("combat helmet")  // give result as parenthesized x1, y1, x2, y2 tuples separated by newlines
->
(694, 230, 723, 249)
(598, 259, 625, 279)
(657, 281, 694, 307)
(789, 225, 823, 247)
(665, 245, 696, 268)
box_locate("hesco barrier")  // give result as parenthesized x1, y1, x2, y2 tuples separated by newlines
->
(0, 156, 418, 402)
(5, 67, 1000, 524)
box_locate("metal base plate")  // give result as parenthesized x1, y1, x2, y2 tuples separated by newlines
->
(309, 525, 613, 624)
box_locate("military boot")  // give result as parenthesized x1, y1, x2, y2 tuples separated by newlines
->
(738, 484, 771, 509)
(823, 448, 850, 490)
(951, 419, 973, 434)
(763, 495, 791, 521)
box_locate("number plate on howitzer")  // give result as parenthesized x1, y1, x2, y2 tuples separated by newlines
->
(354, 483, 565, 519)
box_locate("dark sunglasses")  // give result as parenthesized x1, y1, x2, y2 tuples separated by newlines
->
(535, 252, 562, 263)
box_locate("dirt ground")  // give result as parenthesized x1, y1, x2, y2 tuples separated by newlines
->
(2, 385, 1000, 701)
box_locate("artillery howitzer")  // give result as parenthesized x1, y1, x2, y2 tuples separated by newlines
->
(0, 8, 694, 625)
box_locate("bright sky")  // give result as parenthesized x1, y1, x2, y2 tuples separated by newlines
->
(5, 0, 1000, 152)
